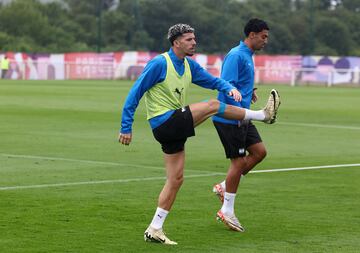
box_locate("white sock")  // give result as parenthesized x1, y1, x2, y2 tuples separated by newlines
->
(244, 109, 265, 121)
(221, 192, 236, 215)
(220, 180, 226, 190)
(150, 207, 169, 230)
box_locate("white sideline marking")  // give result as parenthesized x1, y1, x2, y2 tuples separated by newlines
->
(250, 163, 360, 173)
(278, 122, 360, 131)
(0, 163, 358, 191)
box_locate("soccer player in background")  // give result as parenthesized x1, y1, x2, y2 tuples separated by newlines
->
(119, 23, 280, 245)
(1, 55, 10, 79)
(212, 18, 277, 232)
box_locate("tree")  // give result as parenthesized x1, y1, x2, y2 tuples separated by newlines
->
(0, 0, 359, 55)
(315, 17, 352, 55)
(0, 0, 82, 52)
(265, 23, 297, 54)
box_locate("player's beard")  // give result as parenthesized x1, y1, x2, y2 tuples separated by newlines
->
(186, 48, 195, 56)
(258, 42, 267, 50)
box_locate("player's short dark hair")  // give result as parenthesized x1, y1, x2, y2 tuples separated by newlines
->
(244, 18, 269, 37)
(168, 24, 195, 45)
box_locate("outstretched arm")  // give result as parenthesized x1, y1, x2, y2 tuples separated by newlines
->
(188, 58, 241, 102)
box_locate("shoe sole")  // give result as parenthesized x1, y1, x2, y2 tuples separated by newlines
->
(144, 232, 161, 243)
(216, 213, 245, 232)
(144, 231, 177, 245)
(269, 89, 281, 124)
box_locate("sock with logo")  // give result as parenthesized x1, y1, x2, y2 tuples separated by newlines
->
(221, 192, 236, 215)
(220, 174, 244, 192)
(244, 109, 265, 121)
(150, 207, 169, 230)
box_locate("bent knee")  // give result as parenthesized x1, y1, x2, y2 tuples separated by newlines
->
(231, 157, 247, 169)
(254, 148, 267, 161)
(207, 99, 220, 113)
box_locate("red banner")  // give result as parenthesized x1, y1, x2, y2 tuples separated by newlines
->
(65, 53, 114, 79)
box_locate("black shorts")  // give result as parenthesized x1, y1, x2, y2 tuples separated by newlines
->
(152, 106, 195, 154)
(213, 120, 262, 159)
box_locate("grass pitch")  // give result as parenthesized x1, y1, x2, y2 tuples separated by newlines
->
(0, 80, 359, 252)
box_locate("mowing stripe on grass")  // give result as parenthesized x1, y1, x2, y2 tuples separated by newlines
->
(0, 172, 225, 191)
(0, 153, 214, 174)
(278, 122, 360, 131)
(0, 163, 358, 191)
(0, 153, 161, 168)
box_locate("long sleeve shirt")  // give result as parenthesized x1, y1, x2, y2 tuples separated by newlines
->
(120, 48, 236, 133)
(213, 41, 255, 125)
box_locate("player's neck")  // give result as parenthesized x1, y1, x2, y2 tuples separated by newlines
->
(172, 47, 186, 60)
(244, 39, 255, 52)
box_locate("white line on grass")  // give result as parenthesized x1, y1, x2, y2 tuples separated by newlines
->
(278, 122, 360, 131)
(0, 163, 358, 191)
(250, 163, 360, 173)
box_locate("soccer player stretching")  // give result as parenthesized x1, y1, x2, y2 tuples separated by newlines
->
(119, 23, 280, 245)
(212, 18, 279, 232)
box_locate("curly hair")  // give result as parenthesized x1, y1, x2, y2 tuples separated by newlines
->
(167, 24, 195, 45)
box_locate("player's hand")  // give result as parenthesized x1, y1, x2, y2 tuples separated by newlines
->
(228, 88, 242, 102)
(118, 132, 132, 145)
(251, 88, 258, 104)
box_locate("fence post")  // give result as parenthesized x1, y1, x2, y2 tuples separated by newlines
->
(354, 67, 360, 85)
(65, 63, 69, 80)
(327, 70, 332, 87)
(291, 69, 296, 86)
(255, 68, 260, 84)
(21, 62, 26, 80)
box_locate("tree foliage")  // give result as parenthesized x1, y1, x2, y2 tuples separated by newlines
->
(0, 0, 359, 55)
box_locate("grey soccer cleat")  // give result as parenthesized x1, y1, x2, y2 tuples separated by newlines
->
(263, 89, 281, 124)
(216, 210, 245, 232)
(144, 226, 177, 245)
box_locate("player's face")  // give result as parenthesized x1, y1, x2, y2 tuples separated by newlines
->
(251, 30, 269, 51)
(174, 32, 196, 56)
